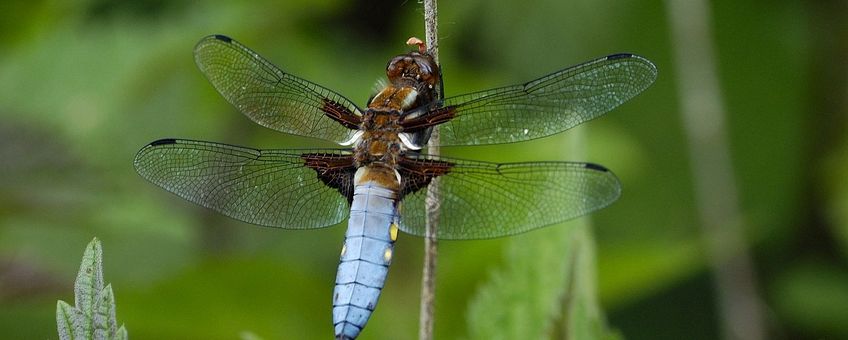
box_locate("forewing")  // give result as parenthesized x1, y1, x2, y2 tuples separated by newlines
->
(435, 54, 656, 146)
(133, 139, 352, 229)
(398, 156, 621, 239)
(194, 35, 363, 143)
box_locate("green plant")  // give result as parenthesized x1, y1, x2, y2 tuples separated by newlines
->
(56, 238, 127, 340)
(466, 221, 619, 340)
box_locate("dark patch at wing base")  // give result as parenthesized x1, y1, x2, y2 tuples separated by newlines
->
(397, 157, 454, 198)
(322, 98, 362, 130)
(399, 106, 457, 132)
(302, 153, 357, 202)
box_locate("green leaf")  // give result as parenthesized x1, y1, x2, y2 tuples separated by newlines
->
(466, 221, 616, 340)
(93, 284, 116, 340)
(74, 237, 103, 338)
(56, 300, 75, 340)
(115, 326, 128, 340)
(56, 238, 127, 340)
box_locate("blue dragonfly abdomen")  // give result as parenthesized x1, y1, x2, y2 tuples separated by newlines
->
(333, 173, 399, 339)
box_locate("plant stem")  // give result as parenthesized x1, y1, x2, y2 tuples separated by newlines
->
(420, 1, 440, 340)
(665, 0, 766, 339)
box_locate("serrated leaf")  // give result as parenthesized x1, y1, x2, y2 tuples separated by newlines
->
(57, 237, 128, 340)
(466, 221, 615, 340)
(93, 284, 117, 339)
(56, 300, 75, 340)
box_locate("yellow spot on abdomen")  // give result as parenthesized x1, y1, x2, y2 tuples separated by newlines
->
(383, 247, 393, 263)
(390, 223, 398, 241)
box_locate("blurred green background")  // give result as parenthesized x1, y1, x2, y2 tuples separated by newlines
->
(1, 0, 845, 339)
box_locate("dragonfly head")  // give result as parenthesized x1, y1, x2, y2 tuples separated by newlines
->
(385, 42, 440, 93)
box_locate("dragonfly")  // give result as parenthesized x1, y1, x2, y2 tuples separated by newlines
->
(133, 34, 656, 339)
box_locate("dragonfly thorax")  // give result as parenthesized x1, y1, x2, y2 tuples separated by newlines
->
(354, 110, 404, 168)
(355, 74, 434, 168)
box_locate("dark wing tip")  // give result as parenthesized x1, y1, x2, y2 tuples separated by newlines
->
(606, 53, 633, 60)
(607, 53, 657, 70)
(605, 53, 658, 86)
(584, 162, 610, 172)
(212, 34, 232, 43)
(149, 138, 177, 146)
(583, 162, 623, 203)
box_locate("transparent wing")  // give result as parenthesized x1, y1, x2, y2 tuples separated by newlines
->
(194, 35, 363, 144)
(435, 54, 657, 146)
(398, 156, 621, 239)
(133, 139, 351, 229)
